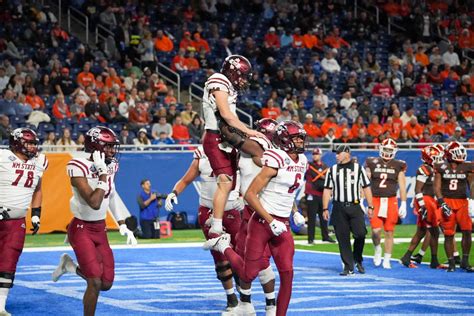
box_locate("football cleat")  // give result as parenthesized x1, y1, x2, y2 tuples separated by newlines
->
(265, 305, 276, 316)
(234, 301, 256, 316)
(410, 253, 423, 264)
(383, 259, 391, 269)
(52, 253, 75, 282)
(203, 233, 231, 253)
(221, 305, 238, 316)
(373, 247, 382, 267)
(0, 310, 11, 316)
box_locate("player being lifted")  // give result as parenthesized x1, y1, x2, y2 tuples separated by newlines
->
(434, 141, 474, 272)
(400, 145, 444, 269)
(164, 146, 243, 315)
(0, 128, 48, 316)
(51, 126, 137, 316)
(365, 138, 408, 269)
(205, 121, 308, 316)
(201, 55, 265, 238)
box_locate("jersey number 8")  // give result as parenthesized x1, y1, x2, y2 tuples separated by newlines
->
(12, 170, 34, 188)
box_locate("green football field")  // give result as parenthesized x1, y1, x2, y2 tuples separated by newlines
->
(25, 225, 474, 264)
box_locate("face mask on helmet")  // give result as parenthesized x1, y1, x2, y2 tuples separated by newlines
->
(274, 121, 306, 154)
(221, 55, 253, 91)
(379, 139, 398, 160)
(85, 127, 120, 164)
(9, 128, 39, 159)
(447, 145, 467, 163)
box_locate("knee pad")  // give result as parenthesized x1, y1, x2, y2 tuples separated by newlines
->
(215, 263, 233, 282)
(217, 174, 233, 185)
(0, 272, 14, 288)
(258, 265, 275, 285)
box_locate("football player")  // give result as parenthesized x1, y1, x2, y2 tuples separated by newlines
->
(0, 128, 47, 316)
(201, 55, 264, 238)
(164, 146, 243, 315)
(401, 145, 444, 268)
(204, 121, 308, 316)
(434, 141, 474, 272)
(51, 126, 137, 315)
(365, 138, 408, 269)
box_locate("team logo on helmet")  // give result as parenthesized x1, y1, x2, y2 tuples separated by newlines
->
(379, 138, 398, 160)
(9, 128, 39, 159)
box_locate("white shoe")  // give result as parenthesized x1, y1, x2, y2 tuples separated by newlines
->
(0, 310, 11, 316)
(234, 302, 256, 316)
(203, 233, 231, 253)
(373, 247, 382, 267)
(221, 304, 238, 316)
(383, 259, 392, 269)
(265, 305, 276, 316)
(52, 253, 74, 282)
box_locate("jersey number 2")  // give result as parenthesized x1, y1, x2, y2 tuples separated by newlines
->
(12, 170, 34, 188)
(379, 173, 388, 188)
(288, 174, 302, 193)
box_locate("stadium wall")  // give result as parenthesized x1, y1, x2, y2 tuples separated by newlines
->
(32, 150, 474, 233)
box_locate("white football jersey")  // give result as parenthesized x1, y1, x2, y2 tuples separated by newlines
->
(239, 136, 274, 197)
(259, 148, 308, 218)
(67, 157, 119, 221)
(194, 147, 241, 210)
(0, 149, 48, 218)
(202, 73, 238, 130)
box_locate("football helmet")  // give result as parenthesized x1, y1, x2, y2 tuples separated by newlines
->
(379, 138, 398, 160)
(84, 126, 120, 164)
(445, 141, 467, 163)
(273, 121, 306, 154)
(431, 143, 445, 163)
(221, 55, 252, 91)
(421, 145, 443, 166)
(255, 118, 277, 141)
(9, 128, 39, 159)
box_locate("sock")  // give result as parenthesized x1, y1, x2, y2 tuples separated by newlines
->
(0, 288, 9, 311)
(453, 251, 459, 257)
(240, 288, 251, 303)
(431, 254, 438, 263)
(265, 292, 276, 306)
(418, 249, 425, 256)
(448, 257, 455, 267)
(375, 245, 382, 252)
(225, 288, 234, 295)
(384, 253, 392, 261)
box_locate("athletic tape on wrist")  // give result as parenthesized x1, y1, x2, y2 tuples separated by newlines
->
(96, 181, 108, 191)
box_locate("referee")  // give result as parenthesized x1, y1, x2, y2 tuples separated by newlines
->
(322, 145, 374, 276)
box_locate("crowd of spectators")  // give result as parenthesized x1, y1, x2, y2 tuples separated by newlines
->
(0, 1, 473, 150)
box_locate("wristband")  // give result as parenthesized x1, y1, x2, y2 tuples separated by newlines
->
(415, 193, 425, 206)
(96, 181, 108, 191)
(368, 205, 374, 210)
(172, 190, 178, 196)
(31, 207, 41, 218)
(323, 208, 328, 211)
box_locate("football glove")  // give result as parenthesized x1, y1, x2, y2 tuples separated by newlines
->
(165, 192, 178, 212)
(293, 212, 305, 227)
(92, 151, 108, 176)
(398, 201, 407, 219)
(440, 202, 452, 217)
(469, 199, 474, 217)
(418, 206, 428, 221)
(31, 215, 40, 235)
(209, 218, 224, 236)
(0, 207, 10, 221)
(119, 224, 138, 246)
(269, 219, 287, 236)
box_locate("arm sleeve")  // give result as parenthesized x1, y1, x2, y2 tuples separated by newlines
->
(360, 165, 371, 188)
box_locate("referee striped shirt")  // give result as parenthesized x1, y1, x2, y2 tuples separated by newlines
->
(324, 161, 371, 202)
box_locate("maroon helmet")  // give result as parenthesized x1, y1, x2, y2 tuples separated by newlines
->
(85, 126, 119, 164)
(221, 55, 252, 91)
(273, 121, 307, 154)
(255, 118, 277, 141)
(9, 128, 39, 159)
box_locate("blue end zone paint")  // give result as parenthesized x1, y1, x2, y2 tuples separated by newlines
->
(9, 247, 474, 315)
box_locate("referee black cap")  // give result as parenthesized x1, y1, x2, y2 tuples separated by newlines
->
(333, 144, 351, 154)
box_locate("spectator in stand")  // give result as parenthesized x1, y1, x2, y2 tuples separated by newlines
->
(171, 48, 188, 72)
(292, 27, 304, 48)
(129, 102, 151, 130)
(362, 52, 380, 72)
(322, 128, 336, 145)
(0, 89, 17, 116)
(450, 126, 466, 142)
(0, 67, 9, 91)
(77, 62, 95, 89)
(105, 68, 123, 89)
(180, 102, 198, 126)
(15, 94, 32, 119)
(152, 131, 175, 146)
(84, 91, 103, 122)
(442, 70, 459, 95)
(339, 91, 356, 110)
(426, 65, 443, 85)
(415, 46, 430, 68)
(119, 125, 134, 145)
(280, 29, 293, 48)
(405, 117, 424, 141)
(25, 87, 45, 110)
(313, 88, 328, 108)
(351, 128, 371, 147)
(137, 32, 157, 70)
(428, 100, 447, 122)
(415, 75, 433, 98)
(52, 94, 71, 119)
(184, 50, 200, 71)
(456, 75, 473, 97)
(346, 102, 359, 123)
(264, 27, 280, 50)
(398, 77, 416, 97)
(351, 115, 367, 138)
(397, 129, 411, 143)
(357, 97, 371, 121)
(455, 59, 471, 77)
(400, 107, 416, 126)
(303, 113, 321, 141)
(172, 116, 190, 143)
(372, 77, 394, 99)
(226, 22, 242, 44)
(166, 103, 179, 123)
(56, 127, 76, 151)
(276, 107, 292, 123)
(458, 103, 473, 124)
(303, 29, 322, 50)
(442, 45, 460, 67)
(367, 115, 384, 138)
(458, 28, 474, 50)
(310, 100, 327, 123)
(321, 49, 341, 74)
(440, 64, 459, 81)
(0, 115, 10, 141)
(321, 114, 339, 136)
(164, 89, 177, 105)
(99, 6, 118, 30)
(54, 67, 76, 96)
(152, 116, 172, 140)
(418, 129, 432, 144)
(429, 46, 443, 67)
(42, 132, 57, 152)
(261, 99, 280, 120)
(192, 33, 210, 53)
(188, 115, 203, 143)
(76, 134, 85, 151)
(324, 27, 350, 49)
(334, 127, 351, 144)
(35, 74, 54, 97)
(134, 128, 152, 151)
(154, 30, 174, 52)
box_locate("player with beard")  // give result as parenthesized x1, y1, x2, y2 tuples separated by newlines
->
(434, 141, 474, 272)
(365, 138, 408, 269)
(0, 128, 47, 316)
(164, 146, 243, 315)
(204, 121, 308, 316)
(51, 126, 137, 316)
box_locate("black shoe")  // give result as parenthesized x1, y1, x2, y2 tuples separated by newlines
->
(455, 256, 461, 265)
(430, 260, 441, 269)
(308, 240, 314, 245)
(447, 264, 456, 272)
(410, 254, 423, 264)
(355, 262, 365, 274)
(323, 237, 336, 243)
(401, 255, 411, 267)
(339, 269, 354, 276)
(460, 264, 474, 272)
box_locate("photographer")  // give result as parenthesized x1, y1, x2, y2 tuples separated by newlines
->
(137, 179, 164, 238)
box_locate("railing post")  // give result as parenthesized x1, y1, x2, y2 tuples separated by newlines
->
(58, 0, 62, 25)
(354, 0, 357, 17)
(375, 6, 379, 24)
(67, 7, 70, 33)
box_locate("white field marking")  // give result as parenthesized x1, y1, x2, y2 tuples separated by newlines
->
(22, 243, 205, 252)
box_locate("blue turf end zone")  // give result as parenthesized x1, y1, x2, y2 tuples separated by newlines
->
(9, 247, 474, 315)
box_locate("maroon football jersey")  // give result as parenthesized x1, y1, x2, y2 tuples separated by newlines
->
(416, 163, 435, 197)
(435, 162, 474, 199)
(365, 157, 407, 197)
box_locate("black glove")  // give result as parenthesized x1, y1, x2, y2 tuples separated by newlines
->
(0, 208, 10, 220)
(418, 206, 428, 221)
(440, 202, 452, 217)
